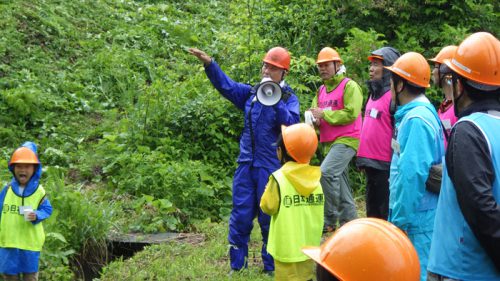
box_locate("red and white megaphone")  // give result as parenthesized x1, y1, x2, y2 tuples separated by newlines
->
(256, 77, 282, 106)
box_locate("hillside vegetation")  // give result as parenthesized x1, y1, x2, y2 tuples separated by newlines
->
(0, 0, 498, 279)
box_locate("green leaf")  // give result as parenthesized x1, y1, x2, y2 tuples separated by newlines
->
(46, 232, 68, 243)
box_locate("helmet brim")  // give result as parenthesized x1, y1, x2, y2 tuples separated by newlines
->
(263, 59, 288, 71)
(384, 66, 430, 88)
(9, 160, 40, 165)
(302, 246, 344, 280)
(301, 247, 322, 264)
(368, 55, 383, 62)
(316, 58, 342, 64)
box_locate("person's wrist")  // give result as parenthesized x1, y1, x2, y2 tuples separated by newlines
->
(203, 58, 212, 67)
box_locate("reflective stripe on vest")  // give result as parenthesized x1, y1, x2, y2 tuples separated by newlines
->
(266, 169, 324, 262)
(429, 112, 500, 280)
(358, 90, 393, 161)
(0, 185, 46, 251)
(317, 78, 362, 143)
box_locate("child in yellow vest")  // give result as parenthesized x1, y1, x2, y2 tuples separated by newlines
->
(260, 123, 324, 281)
(0, 142, 53, 281)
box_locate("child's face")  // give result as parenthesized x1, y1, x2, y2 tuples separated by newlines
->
(14, 163, 36, 186)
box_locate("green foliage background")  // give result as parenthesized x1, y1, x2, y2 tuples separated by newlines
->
(0, 0, 498, 279)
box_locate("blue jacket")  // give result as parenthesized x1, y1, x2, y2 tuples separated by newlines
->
(205, 60, 300, 169)
(0, 142, 52, 274)
(388, 96, 444, 233)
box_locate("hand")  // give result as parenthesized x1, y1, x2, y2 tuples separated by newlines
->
(188, 48, 212, 65)
(310, 107, 324, 120)
(426, 163, 443, 194)
(26, 211, 37, 222)
(314, 118, 320, 127)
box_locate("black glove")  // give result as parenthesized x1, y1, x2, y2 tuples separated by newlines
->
(426, 164, 442, 194)
(281, 90, 291, 102)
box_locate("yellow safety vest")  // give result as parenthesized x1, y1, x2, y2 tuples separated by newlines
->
(267, 170, 324, 262)
(0, 185, 46, 251)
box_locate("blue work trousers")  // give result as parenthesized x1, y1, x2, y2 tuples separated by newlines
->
(228, 163, 275, 271)
(409, 231, 433, 281)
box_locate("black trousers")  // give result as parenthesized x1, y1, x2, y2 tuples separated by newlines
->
(364, 167, 390, 219)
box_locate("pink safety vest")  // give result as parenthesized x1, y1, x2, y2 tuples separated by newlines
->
(357, 90, 393, 162)
(438, 103, 457, 148)
(317, 78, 362, 143)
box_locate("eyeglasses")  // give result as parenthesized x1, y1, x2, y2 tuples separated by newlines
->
(441, 74, 453, 86)
(262, 63, 282, 72)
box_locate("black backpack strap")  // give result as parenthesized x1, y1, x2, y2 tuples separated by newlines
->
(440, 121, 450, 142)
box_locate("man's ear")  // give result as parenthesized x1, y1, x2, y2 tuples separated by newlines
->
(396, 80, 404, 93)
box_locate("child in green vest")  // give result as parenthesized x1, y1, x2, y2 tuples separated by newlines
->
(0, 142, 53, 281)
(260, 123, 324, 281)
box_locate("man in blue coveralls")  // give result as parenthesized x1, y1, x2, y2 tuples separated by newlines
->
(189, 47, 300, 274)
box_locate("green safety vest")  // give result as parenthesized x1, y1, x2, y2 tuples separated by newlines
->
(0, 185, 46, 251)
(267, 170, 324, 262)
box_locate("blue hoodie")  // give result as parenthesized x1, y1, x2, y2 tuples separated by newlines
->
(388, 96, 445, 233)
(388, 96, 445, 281)
(0, 142, 53, 275)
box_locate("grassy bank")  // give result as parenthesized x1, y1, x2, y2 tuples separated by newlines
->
(98, 220, 273, 281)
(98, 200, 366, 280)
(2, 0, 495, 279)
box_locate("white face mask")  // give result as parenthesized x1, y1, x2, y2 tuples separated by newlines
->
(336, 65, 346, 76)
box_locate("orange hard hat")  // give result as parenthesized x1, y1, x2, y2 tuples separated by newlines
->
(385, 52, 430, 88)
(302, 218, 420, 281)
(281, 123, 318, 164)
(263, 47, 291, 71)
(444, 32, 500, 87)
(9, 147, 40, 165)
(367, 54, 383, 62)
(316, 47, 343, 64)
(429, 45, 458, 64)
